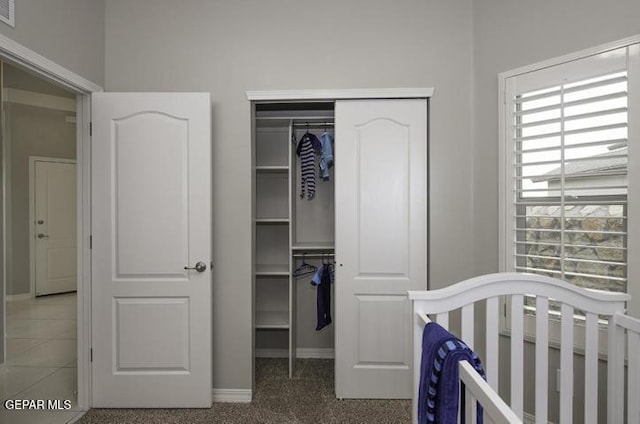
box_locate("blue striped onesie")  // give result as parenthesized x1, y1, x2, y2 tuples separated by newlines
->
(299, 135, 316, 200)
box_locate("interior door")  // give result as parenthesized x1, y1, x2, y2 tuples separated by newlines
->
(335, 99, 428, 399)
(34, 159, 77, 296)
(91, 93, 212, 407)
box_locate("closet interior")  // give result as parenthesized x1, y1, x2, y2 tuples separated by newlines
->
(253, 102, 336, 377)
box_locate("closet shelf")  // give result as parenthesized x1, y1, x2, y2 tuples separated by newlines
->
(256, 311, 289, 329)
(256, 165, 289, 173)
(292, 242, 335, 251)
(255, 117, 292, 127)
(256, 114, 334, 124)
(256, 218, 290, 224)
(256, 264, 290, 276)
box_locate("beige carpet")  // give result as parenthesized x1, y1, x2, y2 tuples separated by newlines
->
(78, 358, 411, 423)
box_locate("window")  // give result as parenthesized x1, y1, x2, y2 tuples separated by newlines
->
(514, 70, 628, 294)
(500, 40, 640, 334)
(0, 0, 14, 27)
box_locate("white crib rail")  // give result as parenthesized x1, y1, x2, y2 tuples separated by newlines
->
(608, 313, 640, 424)
(410, 272, 632, 424)
(459, 360, 522, 424)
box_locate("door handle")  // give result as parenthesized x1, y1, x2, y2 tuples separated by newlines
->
(184, 261, 207, 272)
(37, 233, 49, 239)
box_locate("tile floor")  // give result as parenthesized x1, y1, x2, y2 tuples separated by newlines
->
(0, 292, 82, 424)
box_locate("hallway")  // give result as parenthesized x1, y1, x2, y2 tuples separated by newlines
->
(0, 292, 79, 423)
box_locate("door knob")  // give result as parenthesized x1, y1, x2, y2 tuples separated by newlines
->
(37, 233, 49, 239)
(184, 261, 206, 272)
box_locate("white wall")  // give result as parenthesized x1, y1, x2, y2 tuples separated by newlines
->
(105, 0, 476, 392)
(0, 0, 105, 86)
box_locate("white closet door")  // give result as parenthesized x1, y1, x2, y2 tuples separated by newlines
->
(91, 93, 212, 407)
(335, 99, 428, 399)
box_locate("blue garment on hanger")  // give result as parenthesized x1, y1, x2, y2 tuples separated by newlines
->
(319, 132, 334, 181)
(311, 265, 324, 286)
(315, 264, 332, 331)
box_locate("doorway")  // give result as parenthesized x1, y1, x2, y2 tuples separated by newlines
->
(30, 157, 77, 297)
(1, 62, 80, 422)
(0, 29, 99, 422)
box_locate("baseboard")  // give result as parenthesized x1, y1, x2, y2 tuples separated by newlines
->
(256, 348, 335, 359)
(6, 293, 31, 301)
(212, 389, 252, 403)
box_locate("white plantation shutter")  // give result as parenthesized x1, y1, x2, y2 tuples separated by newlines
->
(505, 48, 632, 294)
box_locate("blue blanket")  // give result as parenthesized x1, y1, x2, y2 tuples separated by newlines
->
(419, 322, 486, 424)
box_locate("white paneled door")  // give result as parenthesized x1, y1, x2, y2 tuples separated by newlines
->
(91, 93, 212, 407)
(34, 159, 77, 296)
(335, 99, 428, 399)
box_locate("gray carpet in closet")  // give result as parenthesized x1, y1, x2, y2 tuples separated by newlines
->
(77, 358, 411, 424)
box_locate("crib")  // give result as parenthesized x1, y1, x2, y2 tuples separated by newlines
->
(408, 272, 640, 424)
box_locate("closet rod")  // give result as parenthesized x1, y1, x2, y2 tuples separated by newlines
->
(293, 253, 335, 258)
(292, 122, 334, 127)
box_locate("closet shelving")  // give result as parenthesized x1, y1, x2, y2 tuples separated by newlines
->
(255, 165, 288, 172)
(254, 116, 291, 334)
(255, 311, 289, 329)
(255, 218, 290, 224)
(291, 242, 335, 251)
(254, 104, 336, 377)
(254, 264, 289, 276)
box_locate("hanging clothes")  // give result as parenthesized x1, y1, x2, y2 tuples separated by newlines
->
(296, 132, 321, 200)
(296, 131, 321, 155)
(319, 132, 334, 181)
(311, 264, 333, 331)
(311, 263, 333, 286)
